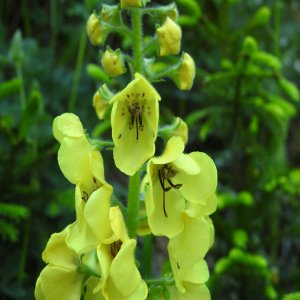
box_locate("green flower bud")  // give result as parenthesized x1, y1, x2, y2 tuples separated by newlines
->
(157, 17, 182, 56)
(242, 36, 258, 54)
(120, 0, 142, 9)
(255, 6, 271, 26)
(86, 12, 105, 46)
(101, 48, 126, 78)
(171, 52, 196, 91)
(101, 4, 121, 26)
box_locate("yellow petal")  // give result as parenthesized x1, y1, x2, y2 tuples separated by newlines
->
(152, 136, 184, 165)
(42, 226, 78, 270)
(85, 184, 113, 241)
(168, 215, 211, 266)
(145, 171, 185, 238)
(103, 277, 148, 300)
(173, 153, 200, 175)
(35, 276, 46, 300)
(168, 283, 211, 300)
(170, 258, 209, 293)
(39, 265, 83, 300)
(58, 136, 104, 189)
(110, 239, 141, 296)
(109, 206, 129, 242)
(174, 152, 217, 204)
(53, 113, 84, 143)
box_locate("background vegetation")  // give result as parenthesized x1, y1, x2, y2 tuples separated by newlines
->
(0, 0, 299, 299)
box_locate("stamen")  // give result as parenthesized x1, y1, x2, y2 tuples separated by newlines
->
(138, 115, 144, 130)
(81, 191, 89, 202)
(135, 117, 139, 140)
(158, 165, 183, 218)
(111, 240, 122, 257)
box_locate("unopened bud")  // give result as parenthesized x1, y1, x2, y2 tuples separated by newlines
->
(101, 48, 126, 78)
(255, 6, 271, 26)
(86, 13, 105, 46)
(172, 53, 196, 90)
(120, 0, 142, 9)
(93, 85, 114, 120)
(157, 17, 182, 56)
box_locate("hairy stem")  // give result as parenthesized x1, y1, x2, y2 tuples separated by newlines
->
(127, 171, 140, 238)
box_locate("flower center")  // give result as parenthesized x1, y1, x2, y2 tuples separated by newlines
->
(81, 177, 102, 203)
(158, 164, 182, 217)
(128, 101, 144, 140)
(110, 240, 122, 258)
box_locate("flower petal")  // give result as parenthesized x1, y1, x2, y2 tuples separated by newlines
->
(110, 239, 141, 296)
(42, 226, 78, 269)
(168, 283, 211, 300)
(146, 173, 185, 238)
(173, 152, 217, 204)
(85, 184, 113, 241)
(39, 265, 83, 300)
(173, 153, 200, 175)
(53, 113, 84, 143)
(109, 206, 129, 242)
(151, 136, 184, 165)
(168, 214, 211, 266)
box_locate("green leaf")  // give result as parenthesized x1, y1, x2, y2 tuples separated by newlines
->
(0, 219, 19, 242)
(282, 292, 300, 300)
(251, 51, 281, 70)
(0, 78, 22, 100)
(0, 202, 29, 220)
(86, 63, 110, 83)
(278, 78, 299, 102)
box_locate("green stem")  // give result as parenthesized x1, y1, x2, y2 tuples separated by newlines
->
(16, 63, 26, 110)
(68, 27, 87, 111)
(18, 217, 30, 284)
(146, 277, 174, 285)
(143, 235, 153, 278)
(132, 8, 143, 74)
(274, 0, 281, 57)
(127, 171, 140, 239)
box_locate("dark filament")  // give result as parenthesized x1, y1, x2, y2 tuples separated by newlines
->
(110, 240, 122, 257)
(158, 168, 182, 218)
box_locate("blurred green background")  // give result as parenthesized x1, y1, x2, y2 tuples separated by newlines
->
(0, 0, 299, 299)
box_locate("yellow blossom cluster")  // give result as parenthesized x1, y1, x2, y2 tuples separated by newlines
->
(35, 0, 218, 299)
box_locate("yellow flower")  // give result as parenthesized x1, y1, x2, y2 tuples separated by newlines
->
(145, 136, 217, 238)
(87, 12, 105, 46)
(163, 283, 211, 300)
(35, 226, 101, 300)
(66, 184, 113, 253)
(111, 73, 160, 175)
(101, 48, 126, 78)
(157, 17, 182, 56)
(172, 52, 196, 90)
(120, 0, 142, 9)
(95, 206, 148, 299)
(160, 117, 188, 145)
(93, 84, 112, 120)
(53, 113, 105, 192)
(168, 212, 213, 292)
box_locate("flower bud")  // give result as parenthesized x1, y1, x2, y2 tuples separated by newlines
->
(86, 12, 105, 46)
(120, 0, 142, 9)
(93, 84, 114, 120)
(160, 117, 188, 145)
(172, 52, 196, 91)
(101, 48, 126, 78)
(157, 17, 182, 56)
(255, 6, 271, 26)
(243, 36, 258, 54)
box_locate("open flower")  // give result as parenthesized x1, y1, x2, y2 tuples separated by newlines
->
(95, 206, 148, 300)
(35, 226, 101, 300)
(53, 113, 106, 193)
(145, 136, 217, 238)
(111, 73, 160, 175)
